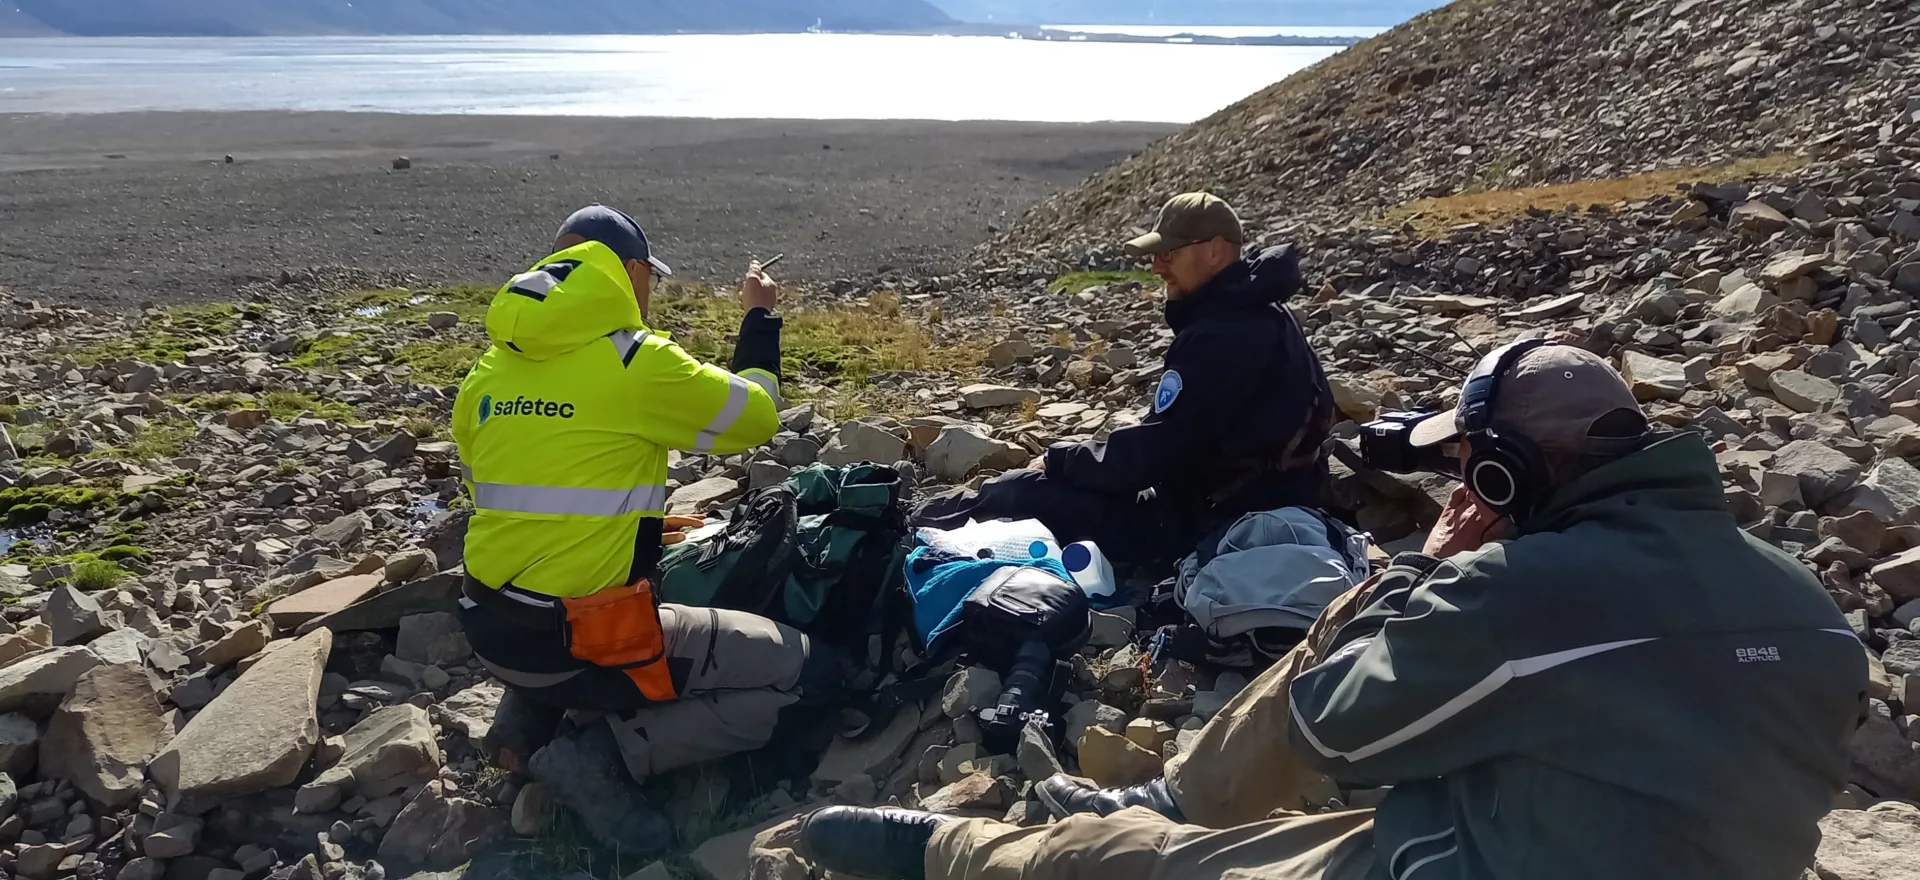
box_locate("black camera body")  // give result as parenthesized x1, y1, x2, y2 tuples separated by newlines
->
(960, 566, 1092, 750)
(1359, 411, 1458, 475)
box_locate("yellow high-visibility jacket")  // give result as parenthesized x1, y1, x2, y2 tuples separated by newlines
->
(453, 241, 781, 597)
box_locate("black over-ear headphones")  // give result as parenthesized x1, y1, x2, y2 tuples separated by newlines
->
(1459, 338, 1551, 521)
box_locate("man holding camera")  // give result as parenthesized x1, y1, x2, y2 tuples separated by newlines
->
(914, 192, 1334, 567)
(792, 342, 1866, 880)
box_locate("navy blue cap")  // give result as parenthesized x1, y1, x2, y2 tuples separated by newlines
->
(556, 205, 673, 277)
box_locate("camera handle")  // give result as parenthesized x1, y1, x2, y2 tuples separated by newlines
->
(978, 636, 1056, 743)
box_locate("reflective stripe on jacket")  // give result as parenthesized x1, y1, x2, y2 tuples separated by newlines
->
(453, 241, 781, 598)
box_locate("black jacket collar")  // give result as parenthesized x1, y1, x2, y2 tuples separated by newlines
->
(1165, 244, 1305, 332)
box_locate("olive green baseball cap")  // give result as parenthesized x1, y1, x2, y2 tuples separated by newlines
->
(1125, 192, 1245, 257)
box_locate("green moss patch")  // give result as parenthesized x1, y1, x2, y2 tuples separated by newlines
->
(184, 390, 355, 423)
(121, 420, 196, 462)
(0, 486, 113, 526)
(262, 391, 355, 422)
(63, 303, 239, 367)
(290, 332, 363, 372)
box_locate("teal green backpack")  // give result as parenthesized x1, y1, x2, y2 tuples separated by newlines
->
(657, 463, 910, 654)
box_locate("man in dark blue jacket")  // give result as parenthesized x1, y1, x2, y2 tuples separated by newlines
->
(916, 193, 1334, 566)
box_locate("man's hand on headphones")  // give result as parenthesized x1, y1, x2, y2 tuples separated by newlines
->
(1424, 484, 1510, 557)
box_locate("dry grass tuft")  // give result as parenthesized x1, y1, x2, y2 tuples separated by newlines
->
(654, 283, 983, 386)
(1379, 154, 1806, 237)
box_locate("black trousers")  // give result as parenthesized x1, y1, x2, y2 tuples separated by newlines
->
(912, 469, 1203, 568)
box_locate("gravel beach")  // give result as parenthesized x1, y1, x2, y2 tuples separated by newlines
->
(0, 111, 1176, 307)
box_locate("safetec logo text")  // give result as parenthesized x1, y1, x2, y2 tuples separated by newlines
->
(479, 394, 575, 424)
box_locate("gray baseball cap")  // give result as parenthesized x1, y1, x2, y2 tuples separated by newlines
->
(556, 205, 673, 277)
(1410, 345, 1647, 453)
(1125, 192, 1245, 257)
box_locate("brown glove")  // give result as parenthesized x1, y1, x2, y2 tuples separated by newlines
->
(661, 515, 706, 546)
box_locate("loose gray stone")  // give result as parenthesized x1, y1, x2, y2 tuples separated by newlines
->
(308, 704, 442, 800)
(1769, 371, 1841, 413)
(1772, 440, 1864, 507)
(0, 647, 101, 715)
(39, 665, 167, 806)
(819, 421, 907, 467)
(43, 587, 112, 647)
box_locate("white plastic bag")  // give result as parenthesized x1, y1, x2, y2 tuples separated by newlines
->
(915, 517, 1060, 563)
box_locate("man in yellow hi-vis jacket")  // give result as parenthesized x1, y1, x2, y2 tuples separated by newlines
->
(453, 205, 841, 853)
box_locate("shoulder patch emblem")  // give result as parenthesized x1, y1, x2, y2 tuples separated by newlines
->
(1154, 370, 1184, 413)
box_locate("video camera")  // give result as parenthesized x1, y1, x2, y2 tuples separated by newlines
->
(1358, 410, 1458, 475)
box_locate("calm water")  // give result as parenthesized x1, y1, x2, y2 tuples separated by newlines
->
(0, 32, 1373, 122)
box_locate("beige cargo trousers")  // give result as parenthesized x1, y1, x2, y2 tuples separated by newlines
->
(749, 575, 1387, 880)
(919, 577, 1383, 880)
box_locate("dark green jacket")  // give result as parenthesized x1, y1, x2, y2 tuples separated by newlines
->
(1289, 433, 1866, 880)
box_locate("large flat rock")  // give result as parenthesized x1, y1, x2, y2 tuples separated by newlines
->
(295, 573, 460, 636)
(149, 628, 330, 807)
(268, 575, 384, 633)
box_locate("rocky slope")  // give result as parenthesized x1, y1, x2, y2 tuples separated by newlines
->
(975, 0, 1920, 271)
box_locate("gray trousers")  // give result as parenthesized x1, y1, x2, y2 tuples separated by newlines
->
(605, 605, 823, 779)
(476, 603, 831, 781)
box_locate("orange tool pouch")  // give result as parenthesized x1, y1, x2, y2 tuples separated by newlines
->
(560, 579, 678, 702)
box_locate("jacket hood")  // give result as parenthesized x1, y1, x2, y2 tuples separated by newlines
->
(483, 241, 647, 361)
(1524, 431, 1727, 535)
(1166, 244, 1304, 331)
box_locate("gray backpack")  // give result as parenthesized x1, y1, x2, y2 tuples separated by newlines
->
(1175, 506, 1372, 640)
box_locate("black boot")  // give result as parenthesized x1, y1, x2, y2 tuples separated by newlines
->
(528, 725, 676, 855)
(798, 807, 951, 880)
(481, 687, 564, 774)
(1035, 774, 1185, 822)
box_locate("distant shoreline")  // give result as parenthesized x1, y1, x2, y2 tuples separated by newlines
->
(0, 111, 1177, 307)
(0, 23, 1373, 46)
